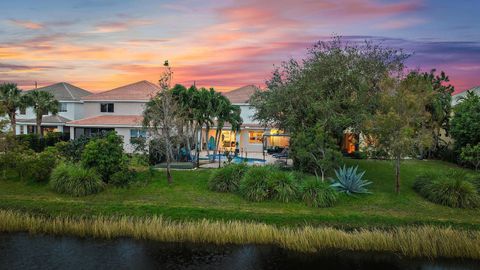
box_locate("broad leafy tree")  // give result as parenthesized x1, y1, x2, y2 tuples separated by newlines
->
(250, 36, 408, 170)
(421, 70, 455, 157)
(450, 91, 480, 150)
(366, 74, 434, 194)
(25, 90, 59, 137)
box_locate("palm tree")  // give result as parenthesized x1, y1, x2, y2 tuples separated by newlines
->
(0, 83, 27, 132)
(213, 97, 243, 165)
(25, 90, 59, 137)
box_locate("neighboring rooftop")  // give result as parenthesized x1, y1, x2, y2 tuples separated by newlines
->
(23, 82, 91, 101)
(67, 115, 143, 127)
(82, 80, 160, 101)
(17, 115, 71, 124)
(222, 85, 261, 104)
(452, 86, 480, 106)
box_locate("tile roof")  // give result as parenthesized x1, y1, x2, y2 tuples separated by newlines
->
(82, 80, 160, 101)
(23, 82, 91, 101)
(222, 85, 260, 104)
(17, 115, 71, 124)
(452, 86, 480, 106)
(67, 115, 143, 127)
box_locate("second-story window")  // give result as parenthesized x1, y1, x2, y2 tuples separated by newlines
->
(100, 103, 114, 113)
(59, 103, 67, 112)
(20, 107, 26, 115)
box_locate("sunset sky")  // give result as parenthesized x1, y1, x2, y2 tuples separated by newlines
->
(0, 0, 479, 93)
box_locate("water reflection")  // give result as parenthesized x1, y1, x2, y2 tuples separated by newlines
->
(0, 233, 478, 270)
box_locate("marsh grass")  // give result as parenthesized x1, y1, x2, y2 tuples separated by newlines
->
(1, 210, 479, 260)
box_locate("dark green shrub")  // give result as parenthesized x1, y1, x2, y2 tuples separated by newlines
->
(56, 132, 109, 162)
(50, 163, 104, 196)
(351, 151, 367, 159)
(29, 147, 58, 182)
(239, 166, 271, 201)
(301, 180, 338, 208)
(16, 132, 67, 152)
(110, 169, 136, 187)
(414, 172, 480, 208)
(469, 177, 480, 193)
(267, 171, 299, 202)
(208, 163, 249, 192)
(81, 132, 127, 182)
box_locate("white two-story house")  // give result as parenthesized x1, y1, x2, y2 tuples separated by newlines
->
(16, 82, 91, 136)
(66, 80, 160, 152)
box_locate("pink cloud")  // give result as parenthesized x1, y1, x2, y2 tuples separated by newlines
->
(375, 18, 425, 29)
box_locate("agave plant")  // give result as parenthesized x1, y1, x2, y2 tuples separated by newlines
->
(330, 165, 372, 195)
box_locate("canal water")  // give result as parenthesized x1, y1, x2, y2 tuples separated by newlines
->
(0, 233, 478, 270)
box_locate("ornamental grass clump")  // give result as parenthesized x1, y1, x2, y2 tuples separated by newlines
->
(414, 171, 480, 209)
(239, 166, 272, 202)
(50, 163, 104, 197)
(301, 180, 338, 208)
(208, 163, 249, 192)
(267, 171, 299, 203)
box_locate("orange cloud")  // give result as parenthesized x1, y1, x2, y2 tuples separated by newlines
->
(9, 19, 44, 29)
(89, 19, 154, 33)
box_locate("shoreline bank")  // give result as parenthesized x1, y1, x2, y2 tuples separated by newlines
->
(1, 210, 479, 260)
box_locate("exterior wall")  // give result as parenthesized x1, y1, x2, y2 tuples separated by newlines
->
(239, 129, 264, 153)
(237, 104, 256, 124)
(83, 101, 145, 118)
(16, 101, 83, 122)
(115, 127, 133, 153)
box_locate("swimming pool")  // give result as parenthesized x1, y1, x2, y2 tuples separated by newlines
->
(206, 154, 266, 165)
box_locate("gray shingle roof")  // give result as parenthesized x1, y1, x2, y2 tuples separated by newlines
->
(452, 86, 480, 106)
(23, 82, 92, 101)
(17, 115, 71, 124)
(222, 85, 261, 104)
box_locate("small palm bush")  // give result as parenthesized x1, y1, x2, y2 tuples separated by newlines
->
(267, 171, 299, 202)
(414, 171, 480, 208)
(239, 166, 271, 201)
(110, 169, 136, 187)
(50, 163, 104, 197)
(301, 180, 338, 208)
(468, 176, 480, 193)
(331, 165, 372, 195)
(208, 163, 249, 192)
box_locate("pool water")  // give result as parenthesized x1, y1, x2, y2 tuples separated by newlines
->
(206, 154, 266, 165)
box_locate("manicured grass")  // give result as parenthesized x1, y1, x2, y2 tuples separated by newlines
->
(0, 159, 479, 229)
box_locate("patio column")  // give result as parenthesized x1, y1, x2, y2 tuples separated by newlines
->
(69, 126, 74, 140)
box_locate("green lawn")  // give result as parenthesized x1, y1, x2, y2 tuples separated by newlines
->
(0, 159, 479, 229)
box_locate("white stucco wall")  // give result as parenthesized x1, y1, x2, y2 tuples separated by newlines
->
(239, 129, 264, 153)
(83, 101, 145, 118)
(115, 127, 135, 153)
(237, 104, 257, 124)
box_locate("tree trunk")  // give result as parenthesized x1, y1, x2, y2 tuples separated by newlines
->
(213, 128, 219, 162)
(164, 133, 173, 184)
(395, 155, 401, 194)
(8, 111, 16, 133)
(205, 125, 211, 161)
(196, 126, 202, 168)
(36, 114, 42, 138)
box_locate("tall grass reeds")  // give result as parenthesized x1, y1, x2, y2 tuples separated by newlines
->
(1, 210, 479, 259)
